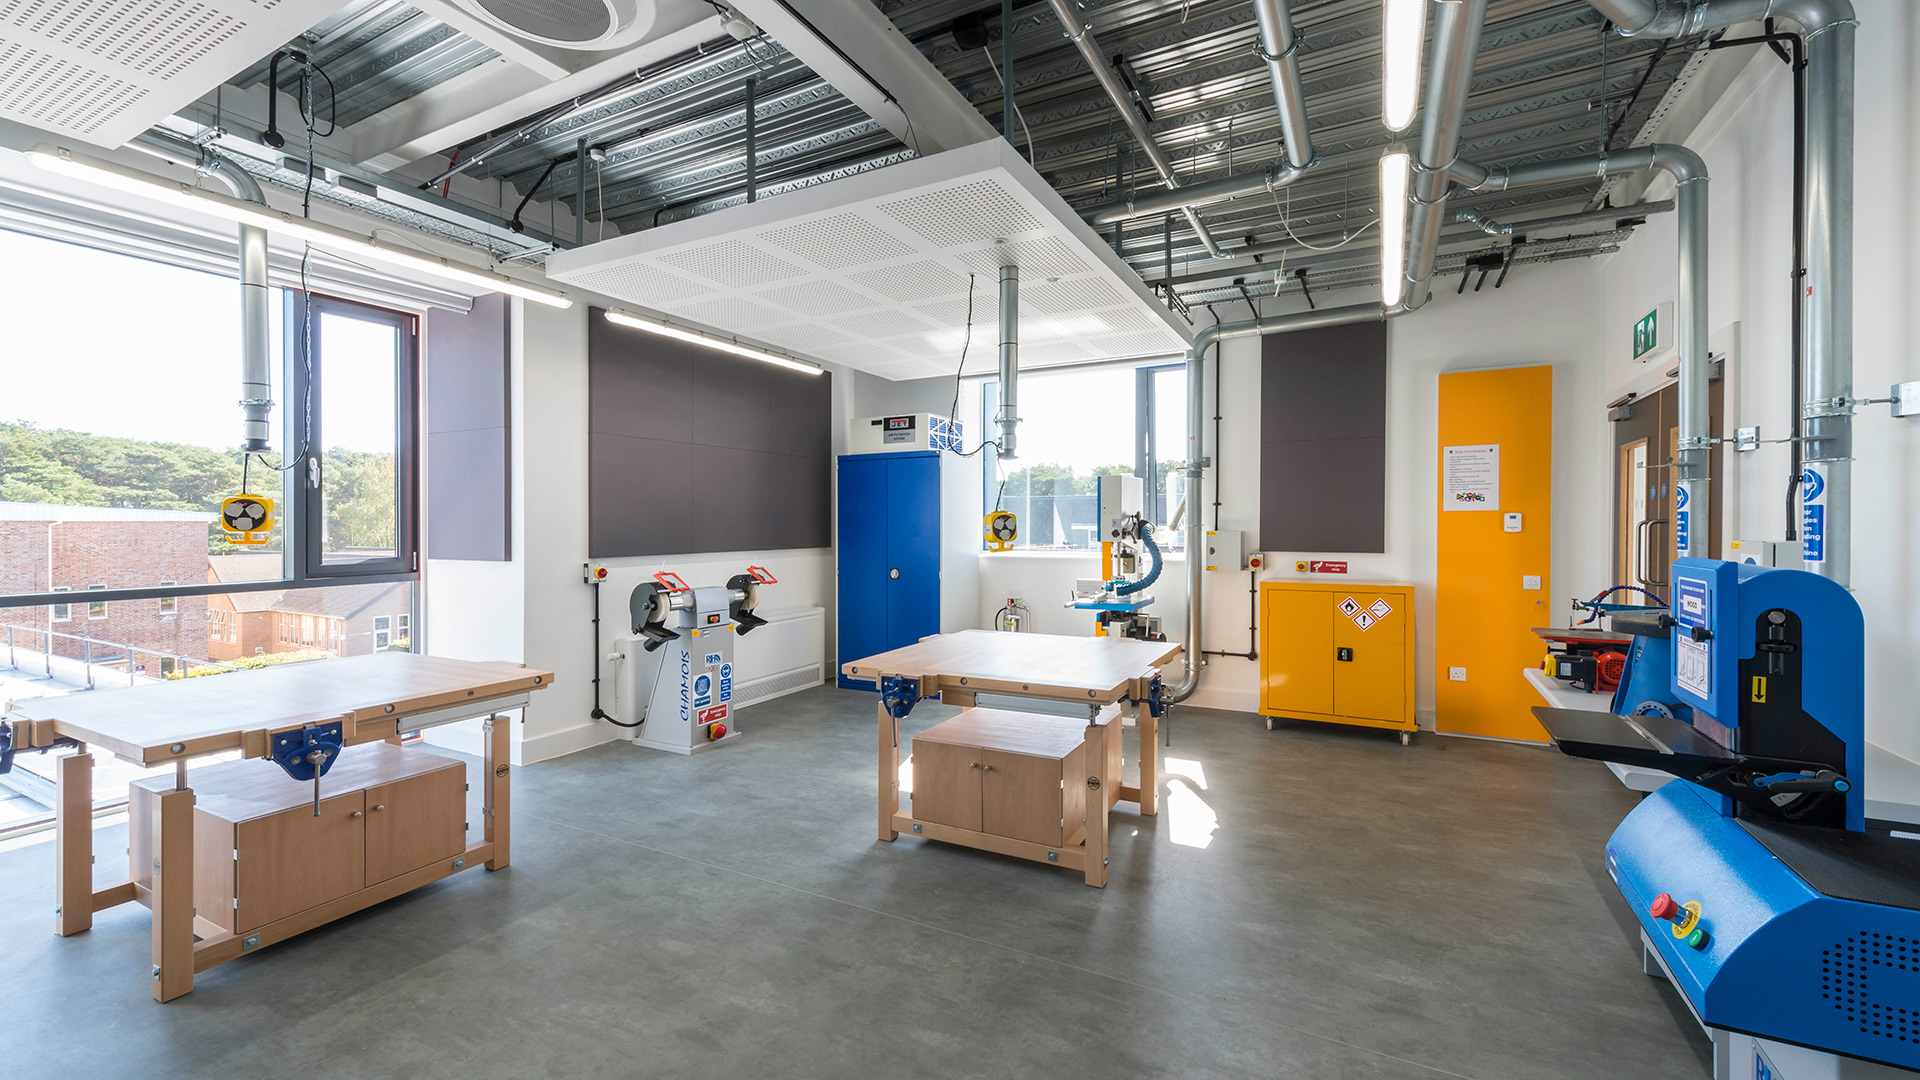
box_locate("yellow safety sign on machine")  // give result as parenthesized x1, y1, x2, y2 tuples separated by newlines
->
(221, 494, 274, 546)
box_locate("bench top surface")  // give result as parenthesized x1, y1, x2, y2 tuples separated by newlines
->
(842, 630, 1181, 700)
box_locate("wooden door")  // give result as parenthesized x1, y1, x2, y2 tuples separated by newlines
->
(1261, 589, 1334, 715)
(1333, 591, 1406, 722)
(1610, 377, 1725, 595)
(365, 766, 465, 885)
(910, 740, 981, 831)
(234, 790, 365, 933)
(981, 747, 1071, 848)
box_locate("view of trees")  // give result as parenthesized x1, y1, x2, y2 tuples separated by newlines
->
(0, 421, 396, 552)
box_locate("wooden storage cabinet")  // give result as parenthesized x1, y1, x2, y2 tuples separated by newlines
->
(910, 710, 1096, 850)
(1259, 580, 1416, 741)
(132, 743, 465, 935)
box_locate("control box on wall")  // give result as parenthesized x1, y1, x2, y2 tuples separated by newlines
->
(849, 413, 963, 455)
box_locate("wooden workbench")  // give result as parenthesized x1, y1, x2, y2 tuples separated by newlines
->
(843, 630, 1182, 886)
(3, 653, 551, 1001)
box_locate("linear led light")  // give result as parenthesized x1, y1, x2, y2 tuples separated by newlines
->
(603, 310, 824, 375)
(26, 144, 573, 309)
(1379, 148, 1411, 309)
(1381, 0, 1427, 132)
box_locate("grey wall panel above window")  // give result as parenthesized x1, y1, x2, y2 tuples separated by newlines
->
(426, 293, 510, 562)
(1261, 320, 1388, 553)
(588, 308, 832, 558)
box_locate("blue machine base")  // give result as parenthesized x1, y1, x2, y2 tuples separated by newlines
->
(1609, 782, 1920, 1072)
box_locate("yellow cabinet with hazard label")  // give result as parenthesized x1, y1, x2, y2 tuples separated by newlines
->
(1259, 580, 1416, 742)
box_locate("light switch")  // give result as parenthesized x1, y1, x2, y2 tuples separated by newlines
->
(1523, 575, 1542, 591)
(1504, 513, 1523, 533)
(1448, 667, 1466, 682)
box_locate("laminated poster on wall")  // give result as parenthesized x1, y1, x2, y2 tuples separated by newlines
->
(1443, 444, 1500, 511)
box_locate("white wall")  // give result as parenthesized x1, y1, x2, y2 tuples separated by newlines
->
(974, 259, 1610, 718)
(1594, 2, 1920, 760)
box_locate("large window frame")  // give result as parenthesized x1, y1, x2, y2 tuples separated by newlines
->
(980, 360, 1188, 551)
(0, 285, 422, 615)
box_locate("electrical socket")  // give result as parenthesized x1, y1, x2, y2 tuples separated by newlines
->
(1448, 667, 1467, 682)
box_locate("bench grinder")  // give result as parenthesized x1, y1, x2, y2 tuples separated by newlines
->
(616, 567, 775, 754)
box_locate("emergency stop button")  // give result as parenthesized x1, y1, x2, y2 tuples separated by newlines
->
(1650, 894, 1680, 921)
(1651, 892, 1708, 948)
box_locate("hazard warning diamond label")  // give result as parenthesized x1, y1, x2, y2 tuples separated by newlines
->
(1369, 598, 1391, 619)
(1353, 610, 1375, 631)
(1338, 597, 1361, 619)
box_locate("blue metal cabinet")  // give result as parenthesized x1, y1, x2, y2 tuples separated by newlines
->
(838, 451, 940, 688)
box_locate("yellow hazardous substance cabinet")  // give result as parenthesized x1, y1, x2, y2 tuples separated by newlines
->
(1258, 580, 1417, 743)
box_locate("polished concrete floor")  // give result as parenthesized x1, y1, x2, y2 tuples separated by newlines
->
(0, 686, 1710, 1079)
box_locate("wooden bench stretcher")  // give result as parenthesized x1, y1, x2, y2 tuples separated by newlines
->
(2, 652, 551, 1001)
(842, 630, 1183, 887)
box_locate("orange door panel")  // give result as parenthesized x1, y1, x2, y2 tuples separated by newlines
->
(1333, 592, 1406, 722)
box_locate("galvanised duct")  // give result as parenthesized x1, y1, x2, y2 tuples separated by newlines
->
(997, 265, 1020, 460)
(1403, 0, 1490, 311)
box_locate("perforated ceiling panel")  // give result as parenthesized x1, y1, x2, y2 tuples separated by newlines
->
(0, 0, 350, 147)
(547, 139, 1193, 380)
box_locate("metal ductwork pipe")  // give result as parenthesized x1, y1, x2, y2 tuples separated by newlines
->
(1404, 0, 1489, 310)
(1045, 0, 1225, 257)
(1580, 0, 1854, 582)
(131, 131, 274, 452)
(1081, 162, 1310, 226)
(996, 265, 1020, 460)
(1166, 302, 1389, 702)
(1250, 0, 1315, 168)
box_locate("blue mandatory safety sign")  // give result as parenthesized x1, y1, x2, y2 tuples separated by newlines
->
(1801, 466, 1826, 562)
(1673, 487, 1690, 550)
(694, 672, 713, 708)
(719, 662, 733, 703)
(1676, 577, 1709, 629)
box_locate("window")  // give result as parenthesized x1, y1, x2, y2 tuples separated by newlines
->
(981, 362, 1187, 550)
(51, 586, 70, 621)
(374, 615, 391, 651)
(87, 584, 107, 620)
(158, 582, 177, 616)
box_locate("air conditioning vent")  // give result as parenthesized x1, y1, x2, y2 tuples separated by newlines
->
(453, 0, 656, 50)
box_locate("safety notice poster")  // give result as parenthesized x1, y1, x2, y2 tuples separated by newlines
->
(1443, 444, 1500, 510)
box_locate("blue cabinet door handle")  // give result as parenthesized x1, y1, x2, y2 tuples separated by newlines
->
(889, 568, 900, 579)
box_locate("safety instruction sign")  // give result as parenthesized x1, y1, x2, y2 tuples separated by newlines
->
(1443, 444, 1500, 510)
(1368, 599, 1392, 619)
(1676, 635, 1710, 699)
(1801, 466, 1826, 563)
(719, 662, 733, 703)
(1352, 610, 1375, 631)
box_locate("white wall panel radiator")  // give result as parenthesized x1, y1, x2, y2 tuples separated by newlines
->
(733, 606, 825, 707)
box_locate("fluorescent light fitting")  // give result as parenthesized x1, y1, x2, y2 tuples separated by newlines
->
(26, 145, 573, 309)
(1382, 0, 1427, 132)
(1379, 149, 1411, 309)
(603, 310, 824, 375)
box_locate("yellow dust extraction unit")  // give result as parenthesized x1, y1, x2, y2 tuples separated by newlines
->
(1258, 580, 1416, 743)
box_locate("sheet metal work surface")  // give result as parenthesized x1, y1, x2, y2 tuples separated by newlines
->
(1534, 707, 1734, 765)
(5, 653, 549, 763)
(841, 630, 1182, 700)
(1738, 819, 1920, 913)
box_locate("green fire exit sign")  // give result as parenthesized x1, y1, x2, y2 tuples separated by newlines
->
(1633, 309, 1659, 358)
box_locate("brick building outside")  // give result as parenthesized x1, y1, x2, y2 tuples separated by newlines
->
(0, 502, 216, 673)
(206, 552, 283, 661)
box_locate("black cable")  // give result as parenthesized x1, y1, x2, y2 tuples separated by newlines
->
(590, 578, 642, 727)
(512, 158, 562, 233)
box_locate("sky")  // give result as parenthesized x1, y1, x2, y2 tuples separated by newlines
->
(0, 229, 396, 454)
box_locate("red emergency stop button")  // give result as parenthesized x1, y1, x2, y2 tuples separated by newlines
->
(1650, 893, 1680, 922)
(708, 722, 727, 740)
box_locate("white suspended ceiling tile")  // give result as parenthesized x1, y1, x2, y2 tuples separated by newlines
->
(0, 0, 353, 147)
(546, 138, 1194, 379)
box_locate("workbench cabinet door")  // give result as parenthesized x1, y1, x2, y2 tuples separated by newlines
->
(911, 740, 982, 832)
(1333, 592, 1406, 723)
(981, 748, 1074, 848)
(234, 791, 366, 933)
(365, 766, 465, 885)
(1262, 590, 1335, 715)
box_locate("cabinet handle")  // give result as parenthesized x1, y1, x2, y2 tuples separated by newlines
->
(350, 810, 363, 818)
(969, 762, 979, 769)
(982, 764, 992, 772)
(889, 568, 900, 580)
(372, 804, 386, 812)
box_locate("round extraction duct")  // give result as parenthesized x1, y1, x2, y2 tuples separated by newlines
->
(456, 0, 658, 50)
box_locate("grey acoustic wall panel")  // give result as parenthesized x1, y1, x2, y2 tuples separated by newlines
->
(1260, 320, 1388, 553)
(426, 293, 511, 561)
(588, 308, 832, 557)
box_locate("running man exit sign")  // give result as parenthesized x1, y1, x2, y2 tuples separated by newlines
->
(1632, 302, 1674, 361)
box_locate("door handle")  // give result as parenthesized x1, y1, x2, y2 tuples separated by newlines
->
(1639, 518, 1671, 588)
(889, 568, 900, 579)
(1634, 518, 1652, 588)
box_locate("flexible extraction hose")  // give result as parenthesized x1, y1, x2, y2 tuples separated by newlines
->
(1113, 524, 1161, 596)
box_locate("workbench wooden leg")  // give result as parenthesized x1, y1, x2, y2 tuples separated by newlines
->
(879, 702, 898, 842)
(55, 750, 92, 936)
(150, 786, 194, 1002)
(1083, 716, 1108, 888)
(1138, 708, 1159, 817)
(484, 715, 510, 870)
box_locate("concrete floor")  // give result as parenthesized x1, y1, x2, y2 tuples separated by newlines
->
(0, 686, 1711, 1080)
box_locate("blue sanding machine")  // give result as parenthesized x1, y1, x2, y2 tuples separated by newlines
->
(1537, 558, 1920, 1077)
